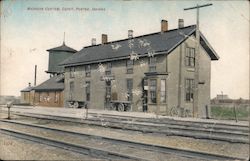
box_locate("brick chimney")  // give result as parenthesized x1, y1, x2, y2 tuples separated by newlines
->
(178, 19, 184, 28)
(91, 38, 96, 45)
(128, 30, 133, 38)
(161, 20, 168, 32)
(101, 34, 108, 44)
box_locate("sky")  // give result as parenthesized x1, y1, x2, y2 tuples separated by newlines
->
(0, 0, 249, 99)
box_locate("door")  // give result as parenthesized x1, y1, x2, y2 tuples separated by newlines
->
(105, 80, 111, 109)
(142, 78, 148, 112)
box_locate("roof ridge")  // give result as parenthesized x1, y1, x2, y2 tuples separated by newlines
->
(60, 25, 218, 67)
(83, 25, 196, 48)
(47, 43, 77, 53)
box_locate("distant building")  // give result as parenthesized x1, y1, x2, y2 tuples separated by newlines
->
(20, 41, 77, 107)
(60, 19, 219, 118)
(0, 95, 20, 105)
(20, 83, 34, 104)
(211, 94, 250, 106)
(214, 94, 230, 100)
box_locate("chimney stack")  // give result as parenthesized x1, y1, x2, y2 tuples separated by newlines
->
(91, 38, 96, 45)
(28, 82, 31, 87)
(178, 19, 184, 28)
(161, 20, 168, 32)
(128, 30, 133, 38)
(101, 34, 108, 44)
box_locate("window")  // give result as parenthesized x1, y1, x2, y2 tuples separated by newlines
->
(39, 93, 42, 102)
(149, 79, 157, 103)
(149, 57, 156, 72)
(185, 79, 194, 102)
(86, 81, 90, 101)
(46, 92, 50, 102)
(185, 47, 195, 67)
(160, 79, 166, 103)
(127, 79, 133, 101)
(70, 67, 75, 78)
(105, 63, 112, 75)
(85, 65, 91, 77)
(105, 81, 111, 102)
(69, 81, 74, 99)
(143, 78, 148, 88)
(54, 92, 59, 103)
(24, 92, 27, 100)
(126, 60, 134, 74)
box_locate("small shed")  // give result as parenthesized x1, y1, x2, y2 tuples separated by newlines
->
(33, 75, 64, 107)
(20, 83, 34, 105)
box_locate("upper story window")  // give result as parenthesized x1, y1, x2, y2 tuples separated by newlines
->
(105, 62, 112, 75)
(70, 67, 75, 78)
(85, 65, 91, 77)
(185, 79, 194, 102)
(185, 47, 195, 67)
(126, 60, 134, 74)
(149, 57, 156, 72)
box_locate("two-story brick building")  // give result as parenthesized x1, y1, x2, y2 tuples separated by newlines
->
(60, 19, 219, 118)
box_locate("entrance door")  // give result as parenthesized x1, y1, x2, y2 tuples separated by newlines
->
(142, 78, 148, 112)
(105, 80, 111, 109)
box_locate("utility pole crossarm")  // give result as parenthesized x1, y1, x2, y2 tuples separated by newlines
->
(184, 3, 212, 10)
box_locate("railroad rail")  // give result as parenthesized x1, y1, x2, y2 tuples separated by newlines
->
(8, 111, 249, 144)
(0, 119, 246, 161)
(0, 128, 134, 160)
(89, 113, 249, 130)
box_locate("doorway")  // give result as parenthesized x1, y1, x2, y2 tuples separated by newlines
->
(105, 80, 111, 109)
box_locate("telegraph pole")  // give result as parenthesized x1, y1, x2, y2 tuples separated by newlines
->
(34, 65, 37, 86)
(184, 3, 212, 117)
(63, 32, 65, 45)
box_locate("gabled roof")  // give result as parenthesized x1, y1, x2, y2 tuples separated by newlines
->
(60, 25, 219, 67)
(33, 75, 64, 91)
(47, 42, 77, 53)
(20, 86, 33, 92)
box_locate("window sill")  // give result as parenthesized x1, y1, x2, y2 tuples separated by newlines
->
(185, 101, 194, 103)
(186, 68, 195, 72)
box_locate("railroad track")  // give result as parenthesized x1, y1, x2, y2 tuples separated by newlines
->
(9, 112, 249, 144)
(0, 119, 246, 161)
(89, 113, 249, 131)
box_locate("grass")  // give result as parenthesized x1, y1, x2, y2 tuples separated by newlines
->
(211, 105, 249, 121)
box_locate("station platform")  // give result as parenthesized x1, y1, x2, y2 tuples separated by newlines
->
(0, 105, 248, 126)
